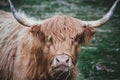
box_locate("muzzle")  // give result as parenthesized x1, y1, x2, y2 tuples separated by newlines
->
(51, 54, 73, 72)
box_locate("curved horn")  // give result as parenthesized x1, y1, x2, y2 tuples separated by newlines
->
(81, 0, 119, 28)
(8, 0, 37, 27)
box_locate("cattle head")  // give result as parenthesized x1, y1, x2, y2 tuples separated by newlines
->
(29, 16, 90, 79)
(8, 0, 119, 79)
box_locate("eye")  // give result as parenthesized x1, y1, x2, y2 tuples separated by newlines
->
(71, 37, 79, 46)
(74, 34, 84, 44)
(71, 39, 79, 46)
(47, 36, 53, 46)
(48, 36, 53, 42)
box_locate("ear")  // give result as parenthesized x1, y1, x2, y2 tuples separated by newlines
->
(80, 27, 96, 45)
(30, 25, 41, 33)
(30, 25, 46, 41)
(46, 35, 53, 47)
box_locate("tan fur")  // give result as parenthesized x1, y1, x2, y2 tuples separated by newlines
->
(0, 10, 95, 80)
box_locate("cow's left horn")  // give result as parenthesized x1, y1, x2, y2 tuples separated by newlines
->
(81, 0, 119, 28)
(8, 0, 37, 27)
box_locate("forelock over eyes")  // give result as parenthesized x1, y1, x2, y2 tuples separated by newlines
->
(75, 27, 95, 45)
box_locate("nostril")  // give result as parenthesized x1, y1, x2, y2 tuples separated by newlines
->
(66, 58, 69, 63)
(56, 58, 60, 62)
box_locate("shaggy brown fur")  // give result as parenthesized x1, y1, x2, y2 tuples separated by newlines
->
(0, 10, 95, 80)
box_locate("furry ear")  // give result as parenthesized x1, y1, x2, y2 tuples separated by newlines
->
(30, 25, 41, 33)
(30, 25, 46, 41)
(79, 27, 96, 45)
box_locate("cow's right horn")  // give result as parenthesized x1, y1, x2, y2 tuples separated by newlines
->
(8, 0, 39, 27)
(81, 0, 119, 28)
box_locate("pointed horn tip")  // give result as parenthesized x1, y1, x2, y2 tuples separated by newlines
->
(116, 0, 120, 3)
(7, 0, 32, 27)
(82, 0, 119, 28)
(117, 0, 120, 2)
(8, 0, 12, 5)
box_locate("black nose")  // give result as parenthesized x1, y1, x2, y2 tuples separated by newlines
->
(52, 55, 72, 69)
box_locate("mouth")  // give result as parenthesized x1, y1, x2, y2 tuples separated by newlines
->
(49, 64, 72, 80)
(54, 65, 70, 72)
(51, 67, 71, 80)
(50, 64, 70, 74)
